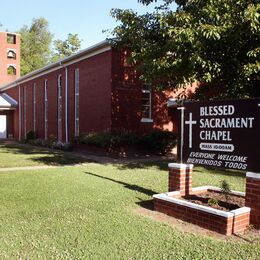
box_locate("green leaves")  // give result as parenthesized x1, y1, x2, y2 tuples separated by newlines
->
(110, 0, 260, 99)
(20, 18, 53, 76)
(19, 18, 82, 75)
(244, 3, 260, 32)
(200, 25, 222, 40)
(52, 34, 82, 63)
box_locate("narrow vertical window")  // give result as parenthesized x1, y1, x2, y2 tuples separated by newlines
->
(44, 80, 48, 140)
(33, 83, 36, 133)
(141, 85, 153, 123)
(57, 74, 62, 141)
(19, 85, 21, 140)
(75, 68, 80, 137)
(24, 86, 27, 139)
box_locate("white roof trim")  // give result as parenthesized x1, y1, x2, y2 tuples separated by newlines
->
(0, 40, 112, 91)
(0, 93, 18, 108)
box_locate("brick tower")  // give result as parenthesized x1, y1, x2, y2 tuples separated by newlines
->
(0, 32, 20, 86)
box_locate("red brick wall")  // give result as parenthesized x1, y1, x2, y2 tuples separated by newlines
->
(0, 32, 20, 85)
(168, 165, 193, 196)
(111, 49, 157, 133)
(154, 198, 249, 236)
(154, 163, 250, 236)
(246, 176, 260, 229)
(110, 49, 196, 134)
(34, 77, 45, 139)
(46, 71, 61, 139)
(25, 84, 33, 136)
(4, 49, 112, 142)
(21, 49, 112, 142)
(67, 50, 112, 139)
(19, 74, 58, 140)
(1, 46, 195, 141)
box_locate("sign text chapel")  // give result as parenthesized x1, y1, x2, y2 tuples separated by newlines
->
(178, 99, 260, 172)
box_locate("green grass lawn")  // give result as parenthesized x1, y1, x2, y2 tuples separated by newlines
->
(0, 159, 259, 259)
(0, 142, 88, 168)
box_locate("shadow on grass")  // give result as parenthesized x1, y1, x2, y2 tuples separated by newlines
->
(31, 154, 90, 166)
(114, 160, 172, 171)
(0, 143, 91, 166)
(0, 143, 50, 155)
(0, 142, 175, 168)
(136, 199, 154, 210)
(85, 171, 158, 196)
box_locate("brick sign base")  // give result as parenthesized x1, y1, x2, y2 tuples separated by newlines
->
(153, 163, 259, 236)
(245, 172, 260, 229)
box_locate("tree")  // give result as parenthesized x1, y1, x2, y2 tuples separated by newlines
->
(19, 17, 53, 76)
(19, 18, 82, 75)
(52, 33, 82, 62)
(111, 0, 260, 99)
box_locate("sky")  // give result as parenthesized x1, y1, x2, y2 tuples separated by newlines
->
(0, 0, 175, 49)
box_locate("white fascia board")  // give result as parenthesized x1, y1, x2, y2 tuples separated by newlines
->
(0, 40, 111, 91)
(0, 96, 11, 107)
(1, 93, 18, 106)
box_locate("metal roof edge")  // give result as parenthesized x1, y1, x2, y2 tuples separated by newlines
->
(0, 39, 112, 91)
(0, 93, 18, 107)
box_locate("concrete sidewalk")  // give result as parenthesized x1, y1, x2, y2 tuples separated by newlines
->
(0, 164, 84, 172)
(0, 141, 176, 172)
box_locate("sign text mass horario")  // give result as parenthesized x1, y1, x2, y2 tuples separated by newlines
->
(178, 99, 260, 172)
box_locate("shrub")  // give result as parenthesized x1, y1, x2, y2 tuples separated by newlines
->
(26, 130, 37, 141)
(74, 131, 176, 155)
(27, 137, 73, 152)
(139, 131, 177, 154)
(208, 198, 219, 207)
(220, 180, 231, 201)
(77, 133, 112, 148)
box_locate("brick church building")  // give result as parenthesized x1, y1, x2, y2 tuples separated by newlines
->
(0, 31, 194, 142)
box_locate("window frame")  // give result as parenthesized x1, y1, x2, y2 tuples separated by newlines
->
(33, 83, 36, 133)
(74, 68, 80, 137)
(57, 74, 63, 141)
(7, 34, 16, 44)
(24, 86, 27, 139)
(141, 86, 153, 123)
(44, 80, 48, 140)
(7, 65, 16, 75)
(7, 50, 16, 59)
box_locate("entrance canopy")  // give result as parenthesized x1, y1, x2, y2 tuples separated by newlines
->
(0, 93, 17, 110)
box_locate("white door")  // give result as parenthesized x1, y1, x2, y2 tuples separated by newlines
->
(0, 115, 7, 139)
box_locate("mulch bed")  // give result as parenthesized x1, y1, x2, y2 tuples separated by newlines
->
(182, 190, 245, 212)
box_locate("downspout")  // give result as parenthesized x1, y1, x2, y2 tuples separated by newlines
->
(18, 85, 21, 141)
(65, 66, 69, 143)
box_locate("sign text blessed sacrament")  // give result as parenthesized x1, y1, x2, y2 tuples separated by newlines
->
(178, 99, 260, 172)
